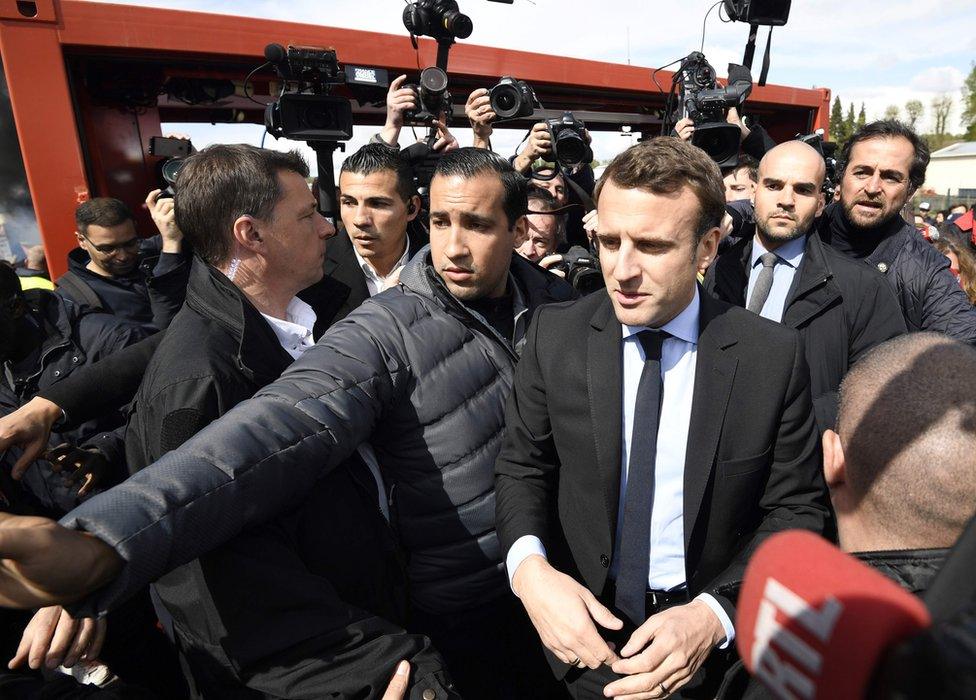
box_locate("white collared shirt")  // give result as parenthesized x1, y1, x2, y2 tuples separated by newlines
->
(353, 241, 410, 297)
(745, 235, 806, 323)
(261, 297, 389, 520)
(506, 289, 735, 647)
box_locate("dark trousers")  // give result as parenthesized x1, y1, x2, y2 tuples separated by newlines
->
(410, 593, 568, 700)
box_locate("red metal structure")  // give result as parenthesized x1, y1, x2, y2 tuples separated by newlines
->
(0, 0, 830, 277)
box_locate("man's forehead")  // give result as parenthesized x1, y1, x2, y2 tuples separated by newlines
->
(598, 183, 699, 235)
(86, 220, 136, 241)
(849, 136, 914, 166)
(430, 172, 505, 206)
(339, 168, 398, 191)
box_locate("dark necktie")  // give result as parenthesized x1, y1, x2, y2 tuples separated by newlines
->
(614, 329, 667, 625)
(747, 251, 779, 315)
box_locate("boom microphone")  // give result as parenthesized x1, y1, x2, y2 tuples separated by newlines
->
(736, 531, 931, 700)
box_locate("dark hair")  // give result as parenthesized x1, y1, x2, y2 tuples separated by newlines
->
(722, 155, 759, 183)
(0, 261, 21, 303)
(932, 231, 976, 304)
(340, 143, 418, 202)
(432, 147, 528, 228)
(595, 137, 726, 243)
(174, 144, 309, 266)
(75, 198, 134, 235)
(839, 120, 930, 192)
(526, 185, 558, 210)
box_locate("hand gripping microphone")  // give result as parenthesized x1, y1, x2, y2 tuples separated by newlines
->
(735, 531, 931, 700)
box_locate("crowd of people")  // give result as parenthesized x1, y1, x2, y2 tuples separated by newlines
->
(0, 67, 974, 700)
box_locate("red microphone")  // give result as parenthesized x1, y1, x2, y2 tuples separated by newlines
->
(736, 531, 931, 700)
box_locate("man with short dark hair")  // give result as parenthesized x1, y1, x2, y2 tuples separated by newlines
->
(0, 148, 575, 699)
(721, 157, 758, 203)
(818, 120, 976, 341)
(516, 186, 566, 263)
(705, 141, 906, 429)
(496, 137, 828, 698)
(300, 143, 427, 336)
(57, 194, 189, 330)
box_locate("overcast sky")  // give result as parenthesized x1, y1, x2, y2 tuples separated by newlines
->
(92, 0, 976, 174)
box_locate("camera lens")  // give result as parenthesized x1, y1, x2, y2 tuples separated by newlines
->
(490, 84, 521, 119)
(419, 67, 449, 96)
(442, 10, 473, 39)
(554, 131, 587, 167)
(161, 158, 185, 185)
(304, 105, 337, 130)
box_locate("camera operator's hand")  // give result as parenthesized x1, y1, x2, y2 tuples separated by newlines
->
(465, 88, 495, 150)
(513, 122, 553, 174)
(45, 444, 111, 498)
(538, 254, 566, 278)
(674, 117, 695, 142)
(1, 396, 62, 482)
(381, 660, 410, 700)
(146, 189, 182, 254)
(726, 106, 751, 141)
(430, 118, 459, 153)
(582, 210, 599, 241)
(9, 605, 106, 671)
(379, 75, 418, 147)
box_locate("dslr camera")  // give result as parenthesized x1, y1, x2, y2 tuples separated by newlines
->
(796, 130, 839, 201)
(263, 43, 387, 142)
(403, 66, 452, 126)
(402, 0, 473, 41)
(677, 52, 753, 167)
(546, 112, 593, 169)
(554, 245, 604, 295)
(489, 76, 536, 120)
(148, 136, 193, 199)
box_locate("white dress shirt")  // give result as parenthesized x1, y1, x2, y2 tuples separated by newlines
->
(261, 297, 389, 520)
(353, 240, 410, 297)
(506, 289, 735, 647)
(745, 235, 806, 323)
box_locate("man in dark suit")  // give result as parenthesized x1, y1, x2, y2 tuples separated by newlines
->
(705, 141, 906, 430)
(300, 143, 428, 336)
(495, 137, 830, 699)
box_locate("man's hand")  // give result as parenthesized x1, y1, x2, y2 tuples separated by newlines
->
(538, 254, 566, 278)
(513, 555, 622, 669)
(465, 88, 495, 149)
(719, 212, 733, 242)
(726, 106, 751, 141)
(583, 210, 599, 240)
(513, 122, 554, 174)
(0, 513, 123, 608)
(146, 189, 182, 253)
(386, 75, 417, 130)
(0, 396, 61, 481)
(46, 444, 111, 497)
(674, 117, 695, 143)
(381, 660, 410, 700)
(9, 605, 106, 671)
(430, 119, 459, 153)
(604, 600, 725, 699)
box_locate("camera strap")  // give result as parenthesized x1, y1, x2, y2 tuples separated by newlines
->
(563, 175, 595, 213)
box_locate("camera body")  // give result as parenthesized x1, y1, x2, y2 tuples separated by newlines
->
(403, 67, 451, 126)
(263, 44, 386, 142)
(148, 136, 194, 199)
(546, 112, 593, 169)
(678, 52, 753, 168)
(402, 0, 473, 41)
(796, 131, 839, 202)
(554, 245, 604, 295)
(489, 76, 536, 120)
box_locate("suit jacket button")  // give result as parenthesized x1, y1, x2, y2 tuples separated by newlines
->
(600, 554, 610, 568)
(423, 689, 436, 700)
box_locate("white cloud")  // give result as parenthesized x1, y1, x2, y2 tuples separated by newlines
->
(909, 66, 965, 93)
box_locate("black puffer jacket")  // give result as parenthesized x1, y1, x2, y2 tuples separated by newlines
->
(62, 250, 575, 617)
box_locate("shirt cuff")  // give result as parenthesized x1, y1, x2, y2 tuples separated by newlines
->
(505, 535, 547, 594)
(695, 593, 735, 649)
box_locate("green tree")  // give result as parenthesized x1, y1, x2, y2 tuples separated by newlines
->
(857, 102, 867, 130)
(884, 104, 901, 121)
(932, 93, 953, 136)
(829, 96, 846, 143)
(961, 61, 976, 140)
(904, 100, 924, 130)
(845, 103, 857, 136)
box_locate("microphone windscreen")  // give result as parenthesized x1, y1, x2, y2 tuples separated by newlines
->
(264, 43, 286, 63)
(736, 530, 930, 700)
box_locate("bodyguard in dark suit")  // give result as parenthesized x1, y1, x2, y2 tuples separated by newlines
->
(496, 138, 830, 699)
(300, 143, 428, 336)
(705, 141, 906, 430)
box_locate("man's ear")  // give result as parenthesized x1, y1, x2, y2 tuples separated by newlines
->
(822, 429, 846, 488)
(696, 227, 721, 276)
(75, 231, 87, 249)
(231, 215, 264, 253)
(406, 195, 422, 222)
(512, 216, 528, 248)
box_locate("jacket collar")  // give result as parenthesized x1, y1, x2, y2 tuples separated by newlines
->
(183, 257, 293, 385)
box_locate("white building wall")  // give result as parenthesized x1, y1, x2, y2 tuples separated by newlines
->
(923, 156, 976, 197)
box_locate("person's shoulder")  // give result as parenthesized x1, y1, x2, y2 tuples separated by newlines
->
(816, 236, 888, 287)
(706, 295, 800, 351)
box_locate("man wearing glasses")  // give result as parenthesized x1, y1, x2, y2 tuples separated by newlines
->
(56, 193, 189, 331)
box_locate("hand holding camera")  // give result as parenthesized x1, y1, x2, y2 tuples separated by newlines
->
(514, 122, 553, 174)
(465, 88, 495, 148)
(386, 75, 418, 130)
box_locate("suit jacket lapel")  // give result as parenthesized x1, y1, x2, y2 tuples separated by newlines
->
(683, 292, 738, 553)
(587, 295, 624, 541)
(712, 238, 752, 306)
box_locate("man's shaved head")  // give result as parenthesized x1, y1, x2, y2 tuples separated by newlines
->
(835, 333, 976, 549)
(752, 141, 826, 249)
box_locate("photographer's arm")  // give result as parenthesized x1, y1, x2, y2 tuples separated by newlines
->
(378, 75, 417, 148)
(465, 88, 495, 151)
(513, 122, 552, 175)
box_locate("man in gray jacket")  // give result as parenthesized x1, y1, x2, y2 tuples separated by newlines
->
(0, 148, 575, 699)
